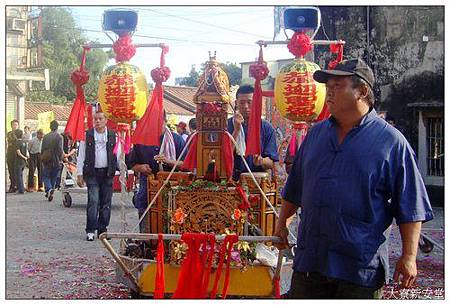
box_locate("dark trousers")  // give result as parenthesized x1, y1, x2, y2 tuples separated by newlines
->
(85, 169, 113, 234)
(288, 272, 383, 299)
(14, 164, 25, 193)
(7, 156, 16, 191)
(28, 153, 43, 189)
(42, 164, 60, 193)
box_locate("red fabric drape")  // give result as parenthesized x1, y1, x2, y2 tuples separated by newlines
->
(65, 47, 90, 141)
(172, 233, 215, 299)
(180, 133, 198, 171)
(221, 134, 234, 179)
(132, 84, 164, 146)
(210, 234, 239, 299)
(132, 46, 170, 146)
(181, 133, 234, 180)
(154, 233, 165, 299)
(273, 277, 281, 298)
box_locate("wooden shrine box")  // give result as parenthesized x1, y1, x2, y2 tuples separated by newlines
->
(239, 172, 278, 236)
(145, 171, 194, 234)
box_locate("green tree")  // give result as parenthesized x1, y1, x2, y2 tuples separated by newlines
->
(28, 7, 110, 104)
(175, 65, 200, 87)
(220, 62, 241, 86)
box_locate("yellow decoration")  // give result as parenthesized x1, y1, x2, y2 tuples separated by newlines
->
(274, 58, 326, 123)
(37, 111, 55, 134)
(98, 62, 148, 124)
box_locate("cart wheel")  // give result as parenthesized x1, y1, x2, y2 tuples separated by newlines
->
(63, 193, 72, 208)
(419, 236, 434, 253)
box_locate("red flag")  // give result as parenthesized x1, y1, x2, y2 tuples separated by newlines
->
(245, 80, 263, 156)
(180, 134, 198, 171)
(64, 88, 86, 141)
(132, 84, 164, 146)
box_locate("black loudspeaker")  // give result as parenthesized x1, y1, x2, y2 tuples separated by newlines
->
(283, 7, 320, 32)
(102, 9, 138, 36)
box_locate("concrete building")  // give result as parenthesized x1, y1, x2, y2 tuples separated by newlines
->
(6, 6, 47, 130)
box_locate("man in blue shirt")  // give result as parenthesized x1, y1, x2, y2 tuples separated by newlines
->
(274, 59, 433, 298)
(227, 85, 279, 181)
(127, 112, 185, 232)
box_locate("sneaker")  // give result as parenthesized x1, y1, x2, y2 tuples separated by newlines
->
(48, 189, 54, 201)
(86, 233, 95, 241)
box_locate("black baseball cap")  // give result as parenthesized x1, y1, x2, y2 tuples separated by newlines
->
(313, 58, 375, 89)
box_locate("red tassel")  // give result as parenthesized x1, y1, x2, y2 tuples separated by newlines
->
(173, 233, 215, 299)
(288, 132, 297, 157)
(273, 277, 281, 298)
(210, 235, 238, 299)
(65, 47, 90, 141)
(154, 233, 165, 299)
(65, 88, 86, 141)
(245, 79, 263, 156)
(133, 46, 169, 146)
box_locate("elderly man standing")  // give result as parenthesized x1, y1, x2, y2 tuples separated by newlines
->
(77, 111, 117, 241)
(274, 59, 433, 298)
(27, 129, 44, 192)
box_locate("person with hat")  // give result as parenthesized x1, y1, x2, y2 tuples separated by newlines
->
(274, 59, 433, 298)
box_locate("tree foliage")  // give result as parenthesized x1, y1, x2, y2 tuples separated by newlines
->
(175, 62, 242, 87)
(27, 7, 111, 104)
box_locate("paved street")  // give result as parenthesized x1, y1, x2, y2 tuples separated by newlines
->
(5, 190, 444, 299)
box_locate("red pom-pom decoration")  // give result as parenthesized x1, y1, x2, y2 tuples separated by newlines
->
(249, 62, 269, 81)
(287, 32, 313, 58)
(70, 69, 89, 86)
(151, 66, 171, 83)
(113, 34, 136, 62)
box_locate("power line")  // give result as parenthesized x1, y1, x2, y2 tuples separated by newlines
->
(53, 24, 257, 47)
(138, 8, 272, 40)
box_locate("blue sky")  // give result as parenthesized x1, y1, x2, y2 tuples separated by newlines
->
(68, 6, 294, 85)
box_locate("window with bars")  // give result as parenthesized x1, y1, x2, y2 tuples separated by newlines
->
(426, 117, 444, 176)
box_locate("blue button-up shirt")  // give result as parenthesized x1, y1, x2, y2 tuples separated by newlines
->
(127, 132, 185, 211)
(227, 117, 279, 181)
(282, 109, 433, 288)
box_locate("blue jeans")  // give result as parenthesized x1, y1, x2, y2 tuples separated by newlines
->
(42, 164, 60, 193)
(15, 164, 25, 193)
(85, 169, 113, 234)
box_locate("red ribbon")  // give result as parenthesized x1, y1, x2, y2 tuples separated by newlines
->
(172, 233, 216, 299)
(236, 185, 249, 211)
(210, 234, 239, 299)
(273, 277, 281, 298)
(65, 47, 90, 141)
(289, 122, 309, 157)
(112, 34, 136, 62)
(287, 31, 312, 58)
(113, 123, 131, 155)
(132, 46, 169, 146)
(154, 233, 165, 299)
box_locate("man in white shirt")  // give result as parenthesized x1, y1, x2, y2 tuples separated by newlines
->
(77, 111, 117, 241)
(27, 129, 44, 192)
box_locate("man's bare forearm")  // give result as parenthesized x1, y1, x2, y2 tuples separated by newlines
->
(398, 222, 422, 258)
(277, 199, 299, 228)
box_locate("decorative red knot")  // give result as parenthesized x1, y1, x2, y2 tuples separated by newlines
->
(151, 66, 171, 83)
(287, 32, 313, 58)
(113, 34, 136, 62)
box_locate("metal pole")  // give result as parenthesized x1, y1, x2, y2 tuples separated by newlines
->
(81, 43, 166, 49)
(101, 232, 282, 243)
(256, 39, 345, 46)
